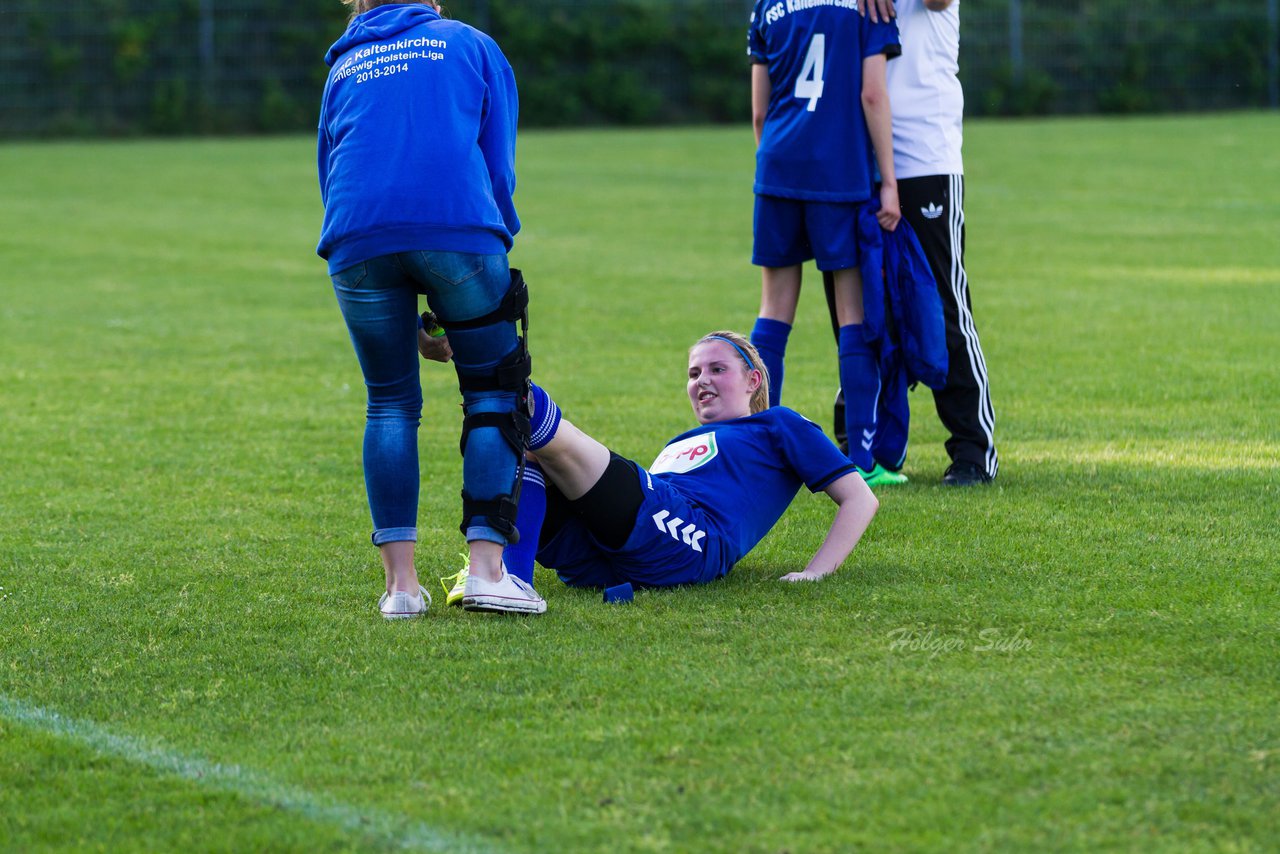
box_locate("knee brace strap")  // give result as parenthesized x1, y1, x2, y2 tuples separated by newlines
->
(449, 270, 533, 399)
(460, 490, 521, 544)
(456, 345, 532, 396)
(458, 410, 531, 458)
(435, 269, 528, 331)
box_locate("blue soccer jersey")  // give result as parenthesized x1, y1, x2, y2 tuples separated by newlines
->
(649, 406, 856, 570)
(748, 0, 900, 201)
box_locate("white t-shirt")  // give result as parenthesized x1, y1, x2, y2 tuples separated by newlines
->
(887, 0, 964, 178)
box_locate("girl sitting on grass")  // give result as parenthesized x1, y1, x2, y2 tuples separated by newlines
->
(453, 330, 880, 609)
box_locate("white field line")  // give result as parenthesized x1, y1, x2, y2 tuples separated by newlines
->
(0, 694, 494, 853)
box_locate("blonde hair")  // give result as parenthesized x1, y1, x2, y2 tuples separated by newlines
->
(693, 330, 771, 414)
(342, 0, 434, 22)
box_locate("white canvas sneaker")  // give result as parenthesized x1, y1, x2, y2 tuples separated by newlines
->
(378, 585, 431, 620)
(462, 565, 547, 615)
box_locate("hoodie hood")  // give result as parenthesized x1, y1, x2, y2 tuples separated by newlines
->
(325, 3, 442, 66)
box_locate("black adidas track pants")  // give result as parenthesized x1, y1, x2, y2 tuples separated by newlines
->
(900, 174, 998, 478)
(823, 174, 998, 478)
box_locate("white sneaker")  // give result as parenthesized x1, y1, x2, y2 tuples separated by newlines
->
(378, 585, 431, 620)
(462, 565, 547, 614)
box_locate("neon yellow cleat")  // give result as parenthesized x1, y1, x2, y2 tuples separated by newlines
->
(440, 554, 469, 607)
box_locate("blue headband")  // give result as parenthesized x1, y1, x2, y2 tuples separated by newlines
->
(705, 336, 755, 371)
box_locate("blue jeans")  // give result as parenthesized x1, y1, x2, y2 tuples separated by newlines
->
(331, 251, 521, 547)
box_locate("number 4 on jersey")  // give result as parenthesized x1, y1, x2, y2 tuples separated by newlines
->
(794, 33, 826, 111)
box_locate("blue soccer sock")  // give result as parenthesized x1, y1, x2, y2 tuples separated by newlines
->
(528, 382, 562, 450)
(873, 368, 910, 471)
(838, 324, 879, 471)
(750, 317, 791, 407)
(503, 461, 546, 585)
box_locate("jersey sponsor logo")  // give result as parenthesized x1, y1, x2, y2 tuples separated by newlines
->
(921, 202, 945, 220)
(652, 509, 706, 553)
(649, 432, 718, 475)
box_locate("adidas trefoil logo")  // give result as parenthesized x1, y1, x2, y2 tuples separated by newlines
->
(921, 202, 945, 220)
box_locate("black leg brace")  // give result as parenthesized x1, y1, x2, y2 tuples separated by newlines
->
(432, 268, 532, 543)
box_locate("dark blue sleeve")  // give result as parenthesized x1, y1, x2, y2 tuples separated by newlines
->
(862, 16, 901, 61)
(747, 0, 767, 61)
(775, 409, 857, 492)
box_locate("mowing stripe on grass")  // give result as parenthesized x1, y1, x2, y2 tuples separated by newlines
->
(0, 694, 495, 853)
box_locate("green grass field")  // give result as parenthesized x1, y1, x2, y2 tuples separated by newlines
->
(1, 112, 1278, 852)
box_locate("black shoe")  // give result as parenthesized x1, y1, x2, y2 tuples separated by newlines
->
(942, 460, 993, 487)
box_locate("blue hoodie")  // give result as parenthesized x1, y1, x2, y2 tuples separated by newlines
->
(856, 198, 948, 391)
(316, 4, 519, 274)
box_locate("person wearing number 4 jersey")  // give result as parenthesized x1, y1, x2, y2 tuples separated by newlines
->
(747, 0, 906, 488)
(829, 0, 998, 486)
(434, 331, 879, 601)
